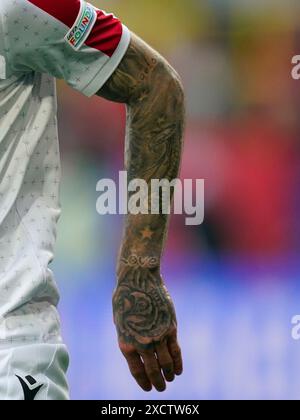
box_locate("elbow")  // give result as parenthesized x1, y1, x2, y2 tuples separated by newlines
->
(158, 62, 186, 125)
(130, 56, 185, 117)
(166, 66, 185, 111)
(155, 59, 185, 108)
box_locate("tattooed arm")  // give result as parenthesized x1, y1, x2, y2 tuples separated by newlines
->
(98, 33, 185, 392)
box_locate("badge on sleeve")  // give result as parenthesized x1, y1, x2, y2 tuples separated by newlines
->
(65, 1, 97, 51)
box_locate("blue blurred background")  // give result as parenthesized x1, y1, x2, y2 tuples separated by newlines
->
(54, 0, 300, 400)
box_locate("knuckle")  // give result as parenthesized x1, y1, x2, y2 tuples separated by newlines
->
(174, 351, 181, 361)
(120, 344, 135, 356)
(169, 326, 178, 336)
(172, 349, 182, 359)
(149, 368, 161, 377)
(140, 349, 153, 357)
(133, 370, 145, 380)
(162, 363, 173, 372)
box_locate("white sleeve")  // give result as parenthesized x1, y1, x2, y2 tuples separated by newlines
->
(3, 0, 131, 97)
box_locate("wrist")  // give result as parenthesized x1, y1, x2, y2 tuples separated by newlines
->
(117, 253, 161, 270)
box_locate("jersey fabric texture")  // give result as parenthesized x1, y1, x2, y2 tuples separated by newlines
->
(0, 0, 130, 400)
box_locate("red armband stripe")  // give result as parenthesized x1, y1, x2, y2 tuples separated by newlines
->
(27, 0, 123, 57)
(27, 0, 81, 28)
(85, 10, 123, 58)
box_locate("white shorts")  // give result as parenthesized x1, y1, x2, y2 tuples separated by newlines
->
(0, 301, 69, 400)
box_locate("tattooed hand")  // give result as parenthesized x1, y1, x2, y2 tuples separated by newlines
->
(113, 261, 182, 392)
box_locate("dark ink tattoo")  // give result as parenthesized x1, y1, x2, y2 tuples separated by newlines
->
(120, 255, 159, 269)
(113, 268, 176, 349)
(98, 33, 185, 348)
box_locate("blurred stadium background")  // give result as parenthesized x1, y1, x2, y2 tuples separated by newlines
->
(54, 0, 300, 400)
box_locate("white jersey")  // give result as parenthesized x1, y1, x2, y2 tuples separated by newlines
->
(0, 0, 130, 400)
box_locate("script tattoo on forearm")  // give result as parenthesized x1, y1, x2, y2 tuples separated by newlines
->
(120, 255, 159, 269)
(98, 34, 185, 348)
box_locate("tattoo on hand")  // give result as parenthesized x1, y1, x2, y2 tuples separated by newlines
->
(113, 267, 176, 350)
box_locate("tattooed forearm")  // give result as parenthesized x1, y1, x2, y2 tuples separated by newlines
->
(99, 33, 185, 264)
(98, 33, 185, 349)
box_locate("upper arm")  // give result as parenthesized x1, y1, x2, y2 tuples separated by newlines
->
(2, 0, 130, 97)
(97, 33, 184, 106)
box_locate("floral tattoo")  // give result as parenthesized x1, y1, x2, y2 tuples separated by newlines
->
(113, 268, 176, 350)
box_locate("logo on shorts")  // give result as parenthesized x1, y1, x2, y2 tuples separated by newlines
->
(16, 375, 44, 401)
(65, 1, 97, 50)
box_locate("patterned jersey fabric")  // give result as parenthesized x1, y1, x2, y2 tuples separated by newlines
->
(0, 0, 130, 399)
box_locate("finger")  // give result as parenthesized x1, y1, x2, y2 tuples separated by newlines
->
(123, 350, 152, 392)
(168, 336, 183, 376)
(155, 342, 175, 382)
(141, 351, 166, 392)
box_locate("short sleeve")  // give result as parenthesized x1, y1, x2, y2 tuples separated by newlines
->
(3, 0, 131, 97)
